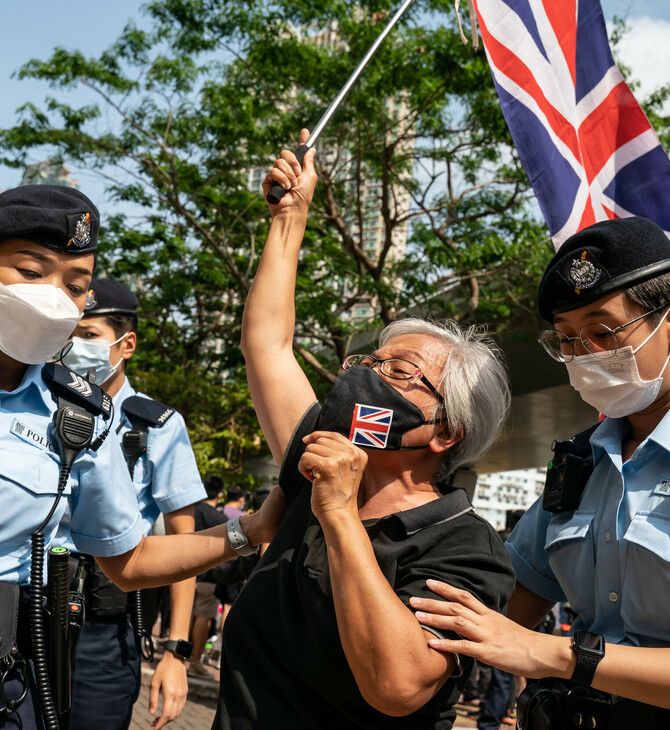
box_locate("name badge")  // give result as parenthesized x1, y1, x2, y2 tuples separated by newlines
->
(653, 480, 670, 496)
(11, 418, 55, 452)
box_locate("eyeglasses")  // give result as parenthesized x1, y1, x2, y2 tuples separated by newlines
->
(538, 304, 668, 363)
(341, 353, 445, 405)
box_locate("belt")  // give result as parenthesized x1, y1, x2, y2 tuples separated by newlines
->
(518, 679, 670, 730)
(70, 553, 129, 618)
(16, 587, 33, 661)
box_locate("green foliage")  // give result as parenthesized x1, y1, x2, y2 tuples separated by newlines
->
(0, 0, 557, 473)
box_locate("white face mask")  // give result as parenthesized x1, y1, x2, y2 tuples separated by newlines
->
(61, 334, 128, 385)
(0, 282, 82, 364)
(565, 309, 670, 418)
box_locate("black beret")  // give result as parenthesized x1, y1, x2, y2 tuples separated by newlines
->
(0, 184, 99, 254)
(84, 278, 138, 317)
(538, 217, 670, 322)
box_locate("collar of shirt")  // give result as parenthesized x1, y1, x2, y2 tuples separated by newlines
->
(0, 363, 54, 416)
(591, 410, 670, 466)
(112, 376, 136, 430)
(364, 486, 473, 537)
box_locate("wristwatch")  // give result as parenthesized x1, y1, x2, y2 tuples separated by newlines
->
(570, 630, 605, 686)
(227, 516, 259, 557)
(163, 638, 193, 661)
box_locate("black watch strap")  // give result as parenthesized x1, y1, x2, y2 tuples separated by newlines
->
(163, 638, 193, 660)
(570, 631, 605, 686)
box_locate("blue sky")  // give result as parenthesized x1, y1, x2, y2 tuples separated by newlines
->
(1, 0, 669, 199)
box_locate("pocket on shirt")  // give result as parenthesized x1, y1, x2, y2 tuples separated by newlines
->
(3, 448, 65, 496)
(2, 448, 68, 561)
(621, 512, 670, 642)
(545, 511, 597, 621)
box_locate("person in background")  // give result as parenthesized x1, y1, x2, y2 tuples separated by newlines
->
(221, 484, 247, 520)
(58, 278, 206, 730)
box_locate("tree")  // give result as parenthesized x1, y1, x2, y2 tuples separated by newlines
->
(0, 0, 554, 473)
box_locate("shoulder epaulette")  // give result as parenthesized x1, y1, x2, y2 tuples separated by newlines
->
(122, 395, 175, 428)
(42, 362, 112, 420)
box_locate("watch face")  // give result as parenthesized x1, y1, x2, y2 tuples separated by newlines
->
(166, 639, 193, 659)
(574, 630, 605, 656)
(176, 639, 193, 657)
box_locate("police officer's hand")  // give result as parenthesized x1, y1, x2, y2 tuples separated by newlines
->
(299, 431, 368, 521)
(149, 652, 188, 728)
(262, 128, 317, 216)
(408, 580, 573, 680)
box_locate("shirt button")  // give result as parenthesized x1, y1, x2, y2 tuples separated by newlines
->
(604, 531, 612, 542)
(609, 592, 619, 603)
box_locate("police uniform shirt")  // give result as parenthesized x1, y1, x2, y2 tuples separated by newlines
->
(112, 377, 205, 533)
(1, 364, 144, 585)
(507, 411, 670, 647)
(58, 377, 205, 550)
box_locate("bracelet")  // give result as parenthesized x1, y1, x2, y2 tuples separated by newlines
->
(227, 516, 259, 557)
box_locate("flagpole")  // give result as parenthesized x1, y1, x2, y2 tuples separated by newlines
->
(266, 0, 416, 204)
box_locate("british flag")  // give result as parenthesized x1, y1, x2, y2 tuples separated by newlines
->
(472, 0, 670, 248)
(348, 403, 394, 448)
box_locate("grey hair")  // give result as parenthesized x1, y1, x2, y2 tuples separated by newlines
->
(378, 318, 511, 478)
(625, 273, 670, 325)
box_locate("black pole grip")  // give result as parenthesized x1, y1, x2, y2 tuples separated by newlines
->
(265, 144, 311, 205)
(48, 546, 71, 715)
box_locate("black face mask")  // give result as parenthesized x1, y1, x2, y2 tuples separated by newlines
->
(315, 366, 445, 451)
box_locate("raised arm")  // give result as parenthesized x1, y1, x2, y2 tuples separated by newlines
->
(241, 129, 319, 465)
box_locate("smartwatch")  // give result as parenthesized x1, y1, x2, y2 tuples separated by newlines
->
(570, 630, 605, 686)
(227, 516, 259, 557)
(163, 638, 193, 661)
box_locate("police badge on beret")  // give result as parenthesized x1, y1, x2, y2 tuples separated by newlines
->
(67, 212, 92, 249)
(569, 251, 601, 294)
(85, 288, 97, 311)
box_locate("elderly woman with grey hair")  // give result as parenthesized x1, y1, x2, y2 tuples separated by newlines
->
(213, 129, 516, 730)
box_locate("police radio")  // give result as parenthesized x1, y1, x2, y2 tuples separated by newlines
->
(29, 364, 114, 730)
(543, 423, 599, 514)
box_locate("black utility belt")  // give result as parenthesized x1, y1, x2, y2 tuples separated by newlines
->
(70, 553, 130, 618)
(518, 679, 670, 730)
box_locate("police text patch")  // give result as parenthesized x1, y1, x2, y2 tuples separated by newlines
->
(11, 419, 55, 452)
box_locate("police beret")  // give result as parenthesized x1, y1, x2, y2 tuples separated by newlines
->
(0, 184, 99, 253)
(84, 278, 138, 317)
(537, 217, 670, 322)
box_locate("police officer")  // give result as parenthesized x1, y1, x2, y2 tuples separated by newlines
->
(58, 279, 206, 730)
(409, 217, 670, 727)
(0, 185, 145, 730)
(0, 185, 284, 730)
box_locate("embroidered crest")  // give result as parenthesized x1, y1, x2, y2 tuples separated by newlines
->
(654, 480, 670, 496)
(68, 212, 92, 248)
(85, 288, 97, 310)
(569, 251, 601, 293)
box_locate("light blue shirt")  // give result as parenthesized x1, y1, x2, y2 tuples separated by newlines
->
(57, 377, 204, 549)
(507, 411, 670, 647)
(113, 377, 205, 532)
(1, 364, 144, 585)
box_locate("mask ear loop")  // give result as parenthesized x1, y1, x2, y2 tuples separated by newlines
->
(631, 306, 670, 382)
(57, 340, 74, 364)
(632, 306, 670, 355)
(110, 332, 129, 347)
(109, 332, 131, 375)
